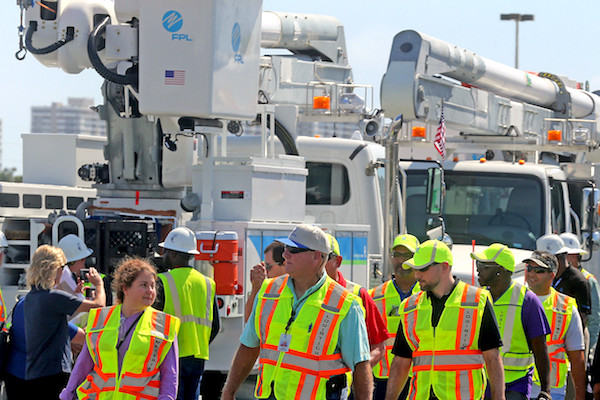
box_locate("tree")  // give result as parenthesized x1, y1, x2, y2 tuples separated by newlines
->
(0, 167, 22, 182)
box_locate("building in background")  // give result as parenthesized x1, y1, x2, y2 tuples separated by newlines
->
(31, 98, 106, 136)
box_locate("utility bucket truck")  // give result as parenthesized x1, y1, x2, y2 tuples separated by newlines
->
(380, 30, 600, 282)
(9, 1, 443, 392)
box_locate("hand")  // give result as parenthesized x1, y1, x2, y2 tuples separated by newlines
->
(75, 279, 84, 294)
(537, 391, 552, 400)
(250, 264, 267, 291)
(87, 267, 103, 287)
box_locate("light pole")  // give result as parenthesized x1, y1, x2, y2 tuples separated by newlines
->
(500, 13, 534, 69)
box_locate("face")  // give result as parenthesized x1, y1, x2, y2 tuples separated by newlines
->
(476, 261, 500, 287)
(70, 258, 86, 274)
(566, 253, 579, 268)
(54, 266, 63, 286)
(283, 246, 322, 280)
(264, 250, 286, 279)
(123, 270, 156, 312)
(325, 253, 342, 280)
(391, 245, 414, 276)
(525, 263, 554, 293)
(414, 263, 443, 292)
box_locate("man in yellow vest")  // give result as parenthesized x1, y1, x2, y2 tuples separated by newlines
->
(154, 226, 220, 400)
(325, 234, 388, 367)
(369, 233, 420, 400)
(473, 243, 552, 400)
(385, 240, 505, 400)
(222, 224, 373, 400)
(523, 250, 586, 400)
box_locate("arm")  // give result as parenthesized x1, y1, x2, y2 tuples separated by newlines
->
(158, 336, 179, 400)
(369, 341, 384, 366)
(567, 349, 586, 400)
(530, 335, 551, 393)
(352, 360, 373, 400)
(221, 344, 260, 400)
(482, 347, 505, 400)
(59, 341, 94, 400)
(209, 296, 220, 343)
(384, 356, 411, 400)
(244, 264, 266, 323)
(588, 277, 600, 347)
(73, 267, 106, 314)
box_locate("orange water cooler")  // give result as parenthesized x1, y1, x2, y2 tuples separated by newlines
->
(195, 231, 240, 295)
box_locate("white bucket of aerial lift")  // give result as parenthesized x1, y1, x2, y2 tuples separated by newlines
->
(159, 226, 200, 255)
(58, 234, 93, 263)
(116, 0, 262, 120)
(25, 0, 117, 74)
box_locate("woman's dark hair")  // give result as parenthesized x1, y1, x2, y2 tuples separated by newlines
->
(265, 242, 284, 264)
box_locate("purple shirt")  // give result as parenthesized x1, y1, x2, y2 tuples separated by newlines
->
(486, 287, 551, 398)
(59, 310, 179, 400)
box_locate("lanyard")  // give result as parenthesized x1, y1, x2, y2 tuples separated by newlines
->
(117, 312, 144, 350)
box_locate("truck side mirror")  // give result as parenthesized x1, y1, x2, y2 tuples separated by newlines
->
(426, 167, 443, 215)
(581, 187, 600, 231)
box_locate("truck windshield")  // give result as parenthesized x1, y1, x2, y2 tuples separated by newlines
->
(444, 172, 543, 250)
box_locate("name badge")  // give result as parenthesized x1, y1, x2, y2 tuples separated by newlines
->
(278, 333, 292, 352)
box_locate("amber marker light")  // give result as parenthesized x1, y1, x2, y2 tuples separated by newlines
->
(412, 126, 426, 139)
(313, 96, 330, 110)
(547, 130, 562, 142)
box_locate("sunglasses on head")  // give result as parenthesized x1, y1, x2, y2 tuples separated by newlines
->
(284, 245, 312, 254)
(526, 264, 550, 274)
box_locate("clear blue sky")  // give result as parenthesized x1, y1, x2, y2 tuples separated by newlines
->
(2, 0, 599, 173)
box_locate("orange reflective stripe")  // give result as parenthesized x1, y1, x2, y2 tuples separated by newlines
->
(294, 373, 307, 400)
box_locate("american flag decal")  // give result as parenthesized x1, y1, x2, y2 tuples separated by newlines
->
(434, 105, 446, 160)
(165, 70, 185, 85)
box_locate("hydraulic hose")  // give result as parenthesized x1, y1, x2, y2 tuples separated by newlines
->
(25, 20, 74, 55)
(88, 16, 137, 86)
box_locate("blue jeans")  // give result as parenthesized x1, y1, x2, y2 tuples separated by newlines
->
(177, 356, 205, 400)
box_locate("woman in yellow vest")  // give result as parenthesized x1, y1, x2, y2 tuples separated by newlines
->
(60, 258, 180, 400)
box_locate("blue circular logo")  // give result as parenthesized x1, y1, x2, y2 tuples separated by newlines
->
(231, 23, 241, 52)
(162, 11, 183, 32)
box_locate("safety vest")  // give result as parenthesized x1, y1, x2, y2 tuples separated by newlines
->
(400, 281, 487, 400)
(0, 286, 5, 326)
(77, 305, 180, 400)
(345, 280, 362, 296)
(159, 267, 215, 359)
(254, 275, 355, 400)
(581, 268, 594, 281)
(533, 288, 575, 389)
(492, 281, 534, 383)
(369, 280, 420, 379)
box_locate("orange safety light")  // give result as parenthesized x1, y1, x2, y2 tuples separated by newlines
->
(519, 159, 525, 165)
(412, 126, 426, 138)
(479, 157, 487, 163)
(426, 157, 432, 160)
(453, 156, 459, 162)
(547, 130, 562, 142)
(313, 96, 331, 110)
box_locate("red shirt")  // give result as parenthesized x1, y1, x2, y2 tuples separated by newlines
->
(337, 271, 389, 346)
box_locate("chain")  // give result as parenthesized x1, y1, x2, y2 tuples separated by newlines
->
(15, 0, 28, 60)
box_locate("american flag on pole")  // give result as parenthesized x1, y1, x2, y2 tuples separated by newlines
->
(434, 105, 446, 159)
(165, 70, 185, 85)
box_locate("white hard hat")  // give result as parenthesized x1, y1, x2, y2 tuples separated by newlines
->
(0, 231, 7, 248)
(536, 234, 570, 256)
(58, 234, 93, 263)
(159, 227, 199, 255)
(559, 232, 588, 255)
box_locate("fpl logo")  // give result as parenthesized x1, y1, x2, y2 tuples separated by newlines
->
(162, 11, 192, 41)
(232, 23, 243, 64)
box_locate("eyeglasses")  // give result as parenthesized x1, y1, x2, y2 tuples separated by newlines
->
(328, 253, 339, 260)
(391, 251, 413, 258)
(417, 264, 433, 272)
(527, 265, 550, 274)
(264, 262, 282, 271)
(284, 245, 312, 254)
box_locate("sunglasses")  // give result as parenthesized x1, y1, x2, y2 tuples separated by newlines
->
(284, 245, 312, 254)
(527, 265, 550, 274)
(391, 251, 413, 258)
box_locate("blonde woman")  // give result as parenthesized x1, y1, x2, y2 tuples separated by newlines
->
(23, 245, 105, 399)
(60, 258, 180, 400)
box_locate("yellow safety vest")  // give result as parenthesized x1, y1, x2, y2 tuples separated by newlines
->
(369, 280, 420, 379)
(492, 281, 534, 384)
(77, 305, 180, 400)
(344, 280, 362, 296)
(400, 281, 487, 400)
(533, 288, 575, 389)
(159, 267, 215, 359)
(581, 268, 594, 281)
(254, 275, 355, 400)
